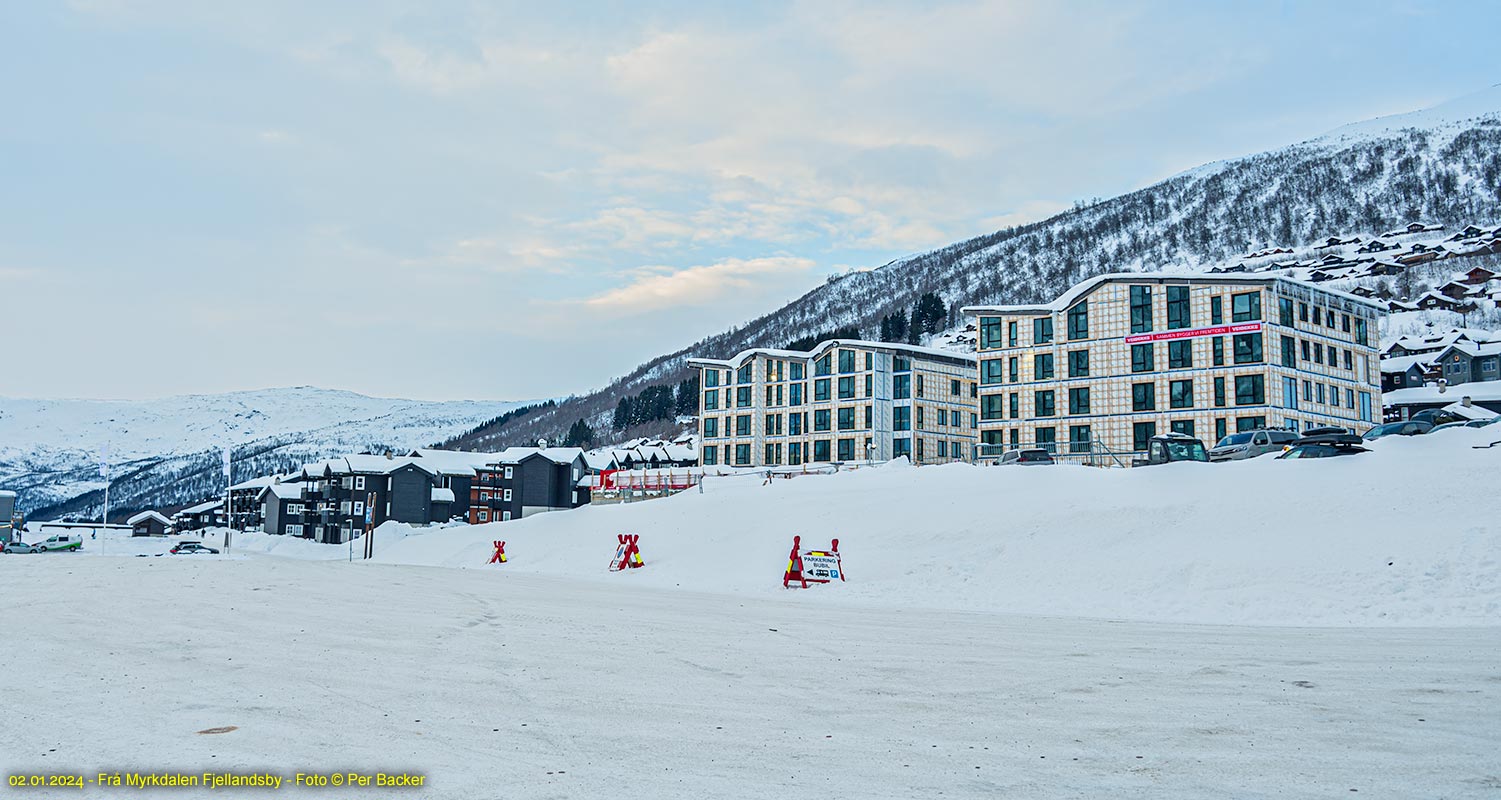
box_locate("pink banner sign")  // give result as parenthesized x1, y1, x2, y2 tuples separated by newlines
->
(1123, 322, 1262, 344)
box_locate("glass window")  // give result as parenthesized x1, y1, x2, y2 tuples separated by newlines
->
(1068, 425, 1092, 454)
(814, 379, 830, 402)
(736, 387, 752, 407)
(1301, 340, 1311, 361)
(1130, 286, 1153, 333)
(815, 354, 832, 376)
(1284, 376, 1298, 410)
(1009, 393, 1019, 419)
(980, 318, 1003, 349)
(837, 439, 855, 461)
(1035, 427, 1056, 454)
(893, 374, 911, 399)
(893, 407, 910, 431)
(736, 415, 751, 436)
(703, 390, 719, 410)
(894, 356, 911, 372)
(1354, 318, 1368, 346)
(1213, 376, 1226, 407)
(1233, 333, 1263, 364)
(981, 359, 1004, 385)
(704, 370, 719, 388)
(1170, 419, 1195, 436)
(1067, 301, 1089, 340)
(1034, 353, 1055, 380)
(1170, 379, 1194, 409)
(1299, 302, 1309, 322)
(1280, 336, 1297, 367)
(1133, 421, 1156, 451)
(1166, 286, 1191, 330)
(1212, 295, 1225, 325)
(789, 384, 803, 405)
(1313, 306, 1322, 326)
(838, 376, 855, 399)
(1168, 340, 1192, 369)
(813, 440, 830, 462)
(1212, 337, 1225, 366)
(1008, 357, 1019, 383)
(1131, 343, 1155, 373)
(1035, 390, 1056, 417)
(737, 363, 754, 384)
(1215, 418, 1227, 443)
(1316, 383, 1325, 404)
(734, 444, 751, 465)
(1008, 321, 1018, 347)
(789, 413, 803, 436)
(892, 438, 910, 458)
(837, 407, 855, 430)
(1068, 387, 1090, 415)
(701, 446, 717, 465)
(814, 409, 831, 431)
(1067, 350, 1089, 378)
(981, 394, 1005, 420)
(1235, 374, 1265, 405)
(704, 418, 718, 437)
(1279, 297, 1295, 327)
(790, 362, 805, 380)
(1236, 416, 1266, 433)
(1132, 382, 1155, 412)
(838, 350, 855, 373)
(1033, 317, 1053, 344)
(1232, 292, 1261, 322)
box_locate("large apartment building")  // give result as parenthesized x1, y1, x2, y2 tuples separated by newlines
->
(688, 339, 978, 468)
(963, 274, 1386, 458)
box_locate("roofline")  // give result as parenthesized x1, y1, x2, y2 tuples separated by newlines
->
(689, 338, 974, 370)
(961, 272, 1390, 316)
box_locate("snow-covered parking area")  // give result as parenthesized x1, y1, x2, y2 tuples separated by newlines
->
(2, 556, 1499, 799)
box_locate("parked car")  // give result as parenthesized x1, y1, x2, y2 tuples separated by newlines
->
(3, 540, 41, 554)
(1430, 421, 1472, 433)
(1133, 433, 1209, 467)
(1278, 433, 1370, 459)
(169, 542, 219, 555)
(35, 534, 82, 552)
(1209, 429, 1299, 461)
(1362, 421, 1433, 440)
(1466, 416, 1501, 428)
(996, 448, 1055, 466)
(1411, 408, 1467, 426)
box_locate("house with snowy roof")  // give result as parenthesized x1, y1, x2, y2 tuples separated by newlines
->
(281, 453, 455, 543)
(468, 447, 592, 524)
(1431, 341, 1501, 387)
(173, 499, 224, 531)
(128, 510, 171, 537)
(1379, 354, 1436, 392)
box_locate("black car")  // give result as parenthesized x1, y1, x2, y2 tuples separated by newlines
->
(1362, 420, 1433, 440)
(170, 542, 220, 555)
(1278, 433, 1369, 459)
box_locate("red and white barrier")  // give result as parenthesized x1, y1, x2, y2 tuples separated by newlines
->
(609, 534, 645, 571)
(782, 535, 844, 589)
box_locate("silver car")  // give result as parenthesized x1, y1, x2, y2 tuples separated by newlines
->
(1209, 429, 1299, 461)
(3, 540, 42, 554)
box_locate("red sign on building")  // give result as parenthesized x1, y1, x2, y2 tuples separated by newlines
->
(1123, 322, 1262, 345)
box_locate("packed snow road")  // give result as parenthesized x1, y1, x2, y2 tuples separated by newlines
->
(2, 557, 1498, 799)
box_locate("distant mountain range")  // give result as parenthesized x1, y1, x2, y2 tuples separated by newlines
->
(446, 86, 1501, 450)
(0, 387, 528, 520)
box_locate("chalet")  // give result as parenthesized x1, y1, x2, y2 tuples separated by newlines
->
(174, 499, 224, 531)
(291, 454, 445, 544)
(128, 510, 171, 537)
(1382, 222, 1444, 237)
(407, 448, 512, 521)
(1317, 236, 1361, 248)
(1448, 225, 1488, 241)
(469, 447, 592, 524)
(227, 475, 280, 531)
(1395, 249, 1441, 267)
(1356, 239, 1395, 254)
(1456, 266, 1497, 286)
(1386, 299, 1418, 313)
(1414, 291, 1463, 311)
(258, 483, 306, 538)
(1380, 355, 1435, 393)
(1348, 286, 1377, 298)
(1365, 261, 1405, 276)
(1432, 342, 1501, 387)
(1384, 383, 1501, 421)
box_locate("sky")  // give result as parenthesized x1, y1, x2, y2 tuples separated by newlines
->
(1, 1, 1496, 401)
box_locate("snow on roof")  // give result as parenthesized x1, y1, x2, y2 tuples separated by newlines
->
(342, 454, 435, 475)
(127, 510, 171, 526)
(1439, 341, 1501, 359)
(583, 451, 618, 471)
(431, 487, 455, 503)
(1379, 354, 1433, 374)
(0, 490, 15, 499)
(490, 446, 586, 466)
(177, 500, 223, 516)
(407, 448, 508, 475)
(227, 475, 280, 491)
(962, 272, 1388, 316)
(1384, 380, 1501, 406)
(260, 483, 303, 501)
(1439, 401, 1500, 421)
(688, 338, 974, 369)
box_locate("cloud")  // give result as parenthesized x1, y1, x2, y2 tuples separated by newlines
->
(576, 256, 818, 316)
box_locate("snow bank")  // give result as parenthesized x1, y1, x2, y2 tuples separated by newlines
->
(246, 429, 1500, 627)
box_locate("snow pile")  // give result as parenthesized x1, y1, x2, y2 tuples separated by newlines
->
(248, 428, 1501, 627)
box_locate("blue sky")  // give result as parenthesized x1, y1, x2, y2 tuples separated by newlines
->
(2, 1, 1496, 400)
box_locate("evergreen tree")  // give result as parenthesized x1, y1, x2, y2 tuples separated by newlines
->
(563, 418, 595, 447)
(612, 397, 632, 431)
(675, 376, 700, 416)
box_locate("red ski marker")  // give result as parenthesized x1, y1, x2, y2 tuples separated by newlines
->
(489, 540, 507, 564)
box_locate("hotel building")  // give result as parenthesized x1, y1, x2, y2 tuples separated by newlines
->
(688, 339, 978, 468)
(962, 274, 1386, 458)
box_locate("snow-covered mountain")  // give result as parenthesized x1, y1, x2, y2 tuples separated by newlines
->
(0, 387, 529, 520)
(449, 85, 1501, 449)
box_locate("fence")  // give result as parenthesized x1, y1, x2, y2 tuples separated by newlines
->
(976, 439, 1134, 468)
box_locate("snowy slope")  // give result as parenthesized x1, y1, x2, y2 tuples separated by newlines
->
(173, 425, 1501, 628)
(0, 387, 528, 518)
